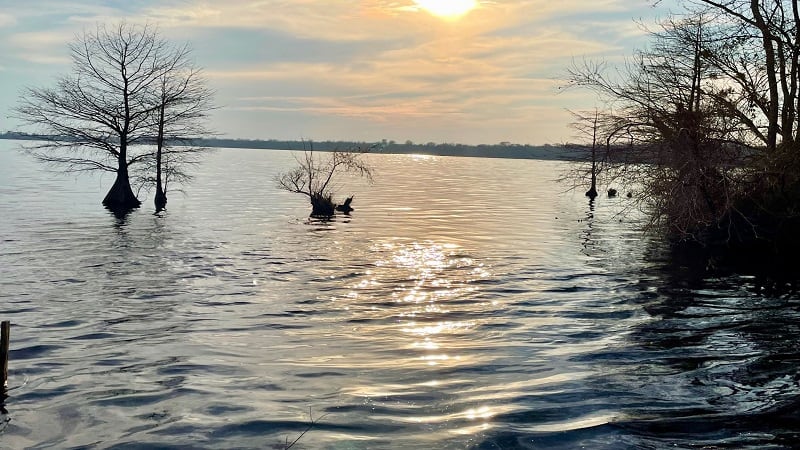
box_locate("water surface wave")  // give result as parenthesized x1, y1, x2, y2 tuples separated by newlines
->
(1, 144, 799, 449)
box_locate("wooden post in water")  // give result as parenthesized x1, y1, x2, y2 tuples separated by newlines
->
(1, 321, 9, 388)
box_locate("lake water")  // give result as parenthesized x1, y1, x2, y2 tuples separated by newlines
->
(1, 141, 799, 449)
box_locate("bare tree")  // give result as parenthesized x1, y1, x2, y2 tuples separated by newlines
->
(565, 109, 609, 199)
(568, 1, 800, 244)
(145, 45, 214, 212)
(685, 0, 800, 150)
(567, 15, 752, 238)
(14, 22, 213, 214)
(276, 144, 374, 218)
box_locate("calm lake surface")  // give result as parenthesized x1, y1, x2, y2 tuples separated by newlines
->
(1, 141, 799, 449)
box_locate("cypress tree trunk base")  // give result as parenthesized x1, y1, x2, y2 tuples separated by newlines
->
(102, 171, 141, 213)
(154, 185, 167, 212)
(586, 172, 598, 199)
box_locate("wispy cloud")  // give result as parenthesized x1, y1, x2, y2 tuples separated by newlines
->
(0, 13, 16, 27)
(0, 0, 679, 143)
(7, 31, 74, 65)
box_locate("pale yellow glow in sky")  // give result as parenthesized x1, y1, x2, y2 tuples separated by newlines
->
(0, 0, 678, 144)
(413, 0, 477, 19)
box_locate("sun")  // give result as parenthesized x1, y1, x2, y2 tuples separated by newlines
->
(413, 0, 477, 19)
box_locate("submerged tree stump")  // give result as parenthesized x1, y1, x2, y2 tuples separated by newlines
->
(310, 193, 335, 217)
(335, 196, 354, 214)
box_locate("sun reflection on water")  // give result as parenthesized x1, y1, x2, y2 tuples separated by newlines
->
(336, 239, 499, 433)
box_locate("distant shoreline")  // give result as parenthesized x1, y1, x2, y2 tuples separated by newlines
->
(0, 132, 576, 161)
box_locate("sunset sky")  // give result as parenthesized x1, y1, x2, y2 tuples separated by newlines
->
(0, 0, 679, 145)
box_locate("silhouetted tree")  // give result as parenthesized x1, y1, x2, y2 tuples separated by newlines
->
(688, 0, 800, 150)
(143, 46, 214, 213)
(14, 22, 213, 214)
(565, 109, 608, 199)
(276, 144, 373, 218)
(566, 9, 795, 240)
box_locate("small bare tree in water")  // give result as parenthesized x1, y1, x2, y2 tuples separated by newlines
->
(276, 144, 373, 217)
(139, 51, 214, 213)
(564, 109, 607, 200)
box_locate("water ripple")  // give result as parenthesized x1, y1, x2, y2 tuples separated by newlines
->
(1, 146, 799, 448)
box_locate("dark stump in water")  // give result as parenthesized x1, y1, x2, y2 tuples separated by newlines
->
(335, 196, 354, 214)
(310, 193, 335, 218)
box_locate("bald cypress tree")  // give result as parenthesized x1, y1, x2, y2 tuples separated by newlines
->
(15, 22, 213, 214)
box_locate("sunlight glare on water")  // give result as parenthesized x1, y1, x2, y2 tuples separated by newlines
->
(1, 142, 800, 449)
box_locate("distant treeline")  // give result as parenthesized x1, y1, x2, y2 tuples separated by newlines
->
(1, 132, 51, 141)
(0, 131, 572, 161)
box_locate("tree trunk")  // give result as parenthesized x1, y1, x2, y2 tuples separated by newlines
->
(792, 0, 800, 145)
(102, 163, 141, 211)
(586, 156, 598, 199)
(586, 167, 598, 199)
(751, 0, 780, 152)
(154, 102, 167, 212)
(102, 141, 140, 212)
(586, 114, 599, 199)
(155, 184, 167, 212)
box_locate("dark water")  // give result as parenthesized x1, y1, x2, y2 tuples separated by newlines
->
(1, 142, 799, 449)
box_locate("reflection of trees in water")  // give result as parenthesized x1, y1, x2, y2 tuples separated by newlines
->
(578, 196, 649, 274)
(612, 244, 800, 447)
(470, 215, 800, 449)
(580, 199, 596, 255)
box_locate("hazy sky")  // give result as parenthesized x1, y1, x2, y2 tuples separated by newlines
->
(0, 0, 680, 145)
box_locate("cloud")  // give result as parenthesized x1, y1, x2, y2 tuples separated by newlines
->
(7, 30, 74, 65)
(5, 1, 123, 25)
(0, 13, 17, 27)
(201, 13, 619, 128)
(139, 0, 640, 42)
(0, 2, 132, 66)
(0, 0, 680, 143)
